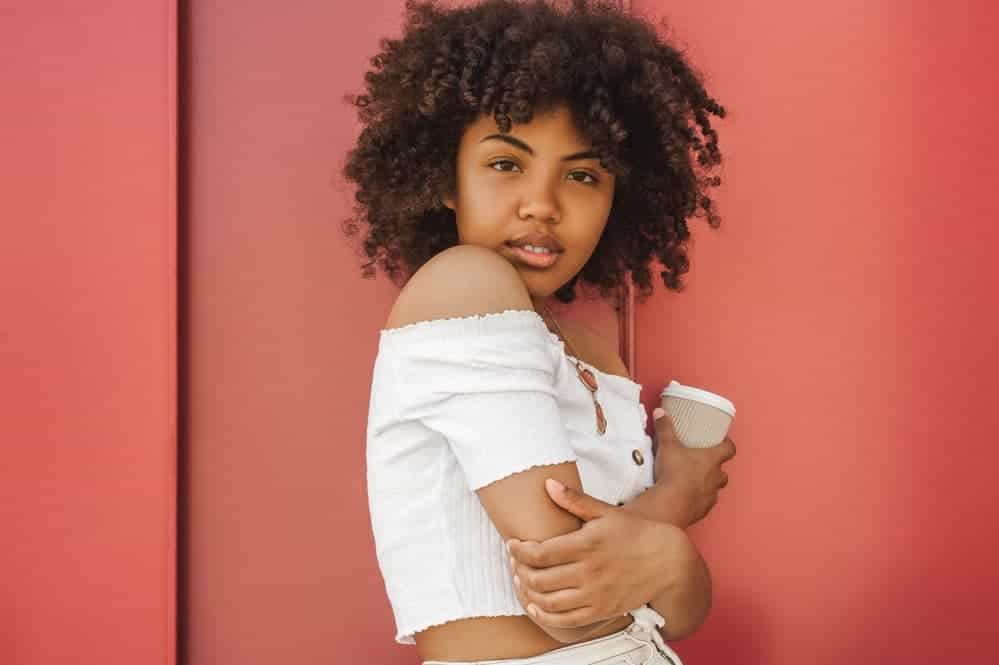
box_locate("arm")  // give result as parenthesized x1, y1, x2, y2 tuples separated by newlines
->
(611, 373, 729, 638)
(617, 446, 715, 639)
(386, 245, 615, 644)
(620, 484, 712, 639)
(646, 529, 712, 640)
(618, 481, 694, 529)
(488, 320, 720, 641)
(559, 503, 711, 641)
(512, 479, 711, 642)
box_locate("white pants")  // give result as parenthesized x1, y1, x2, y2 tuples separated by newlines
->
(422, 605, 683, 665)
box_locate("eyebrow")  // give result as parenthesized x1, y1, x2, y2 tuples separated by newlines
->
(479, 134, 601, 162)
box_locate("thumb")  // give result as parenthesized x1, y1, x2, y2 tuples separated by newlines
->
(544, 478, 612, 522)
(652, 407, 680, 450)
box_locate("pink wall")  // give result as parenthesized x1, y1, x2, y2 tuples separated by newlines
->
(632, 0, 999, 662)
(1, 2, 177, 664)
(181, 2, 402, 663)
(6, 1, 997, 664)
(185, 0, 999, 663)
(181, 2, 617, 661)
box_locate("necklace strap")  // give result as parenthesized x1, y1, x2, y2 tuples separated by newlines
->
(541, 304, 580, 362)
(541, 304, 607, 435)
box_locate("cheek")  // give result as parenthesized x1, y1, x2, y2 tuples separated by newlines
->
(456, 196, 506, 240)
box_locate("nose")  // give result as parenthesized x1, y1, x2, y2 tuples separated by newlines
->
(517, 182, 561, 224)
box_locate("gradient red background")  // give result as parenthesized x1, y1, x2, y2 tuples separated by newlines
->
(3, 1, 997, 664)
(1, 2, 177, 664)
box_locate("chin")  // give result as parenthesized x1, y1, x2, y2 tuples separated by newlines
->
(519, 278, 561, 300)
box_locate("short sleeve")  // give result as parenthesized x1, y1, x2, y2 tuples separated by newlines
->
(380, 309, 577, 491)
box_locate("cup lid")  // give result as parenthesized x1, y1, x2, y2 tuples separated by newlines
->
(661, 380, 736, 418)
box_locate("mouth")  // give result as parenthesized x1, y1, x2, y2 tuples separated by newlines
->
(505, 243, 562, 269)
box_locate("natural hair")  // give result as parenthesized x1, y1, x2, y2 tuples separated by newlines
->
(340, 0, 726, 304)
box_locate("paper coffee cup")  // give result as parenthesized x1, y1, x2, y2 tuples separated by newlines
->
(660, 380, 736, 448)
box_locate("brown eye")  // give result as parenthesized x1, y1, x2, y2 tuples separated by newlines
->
(489, 161, 599, 186)
(571, 171, 599, 185)
(489, 160, 520, 172)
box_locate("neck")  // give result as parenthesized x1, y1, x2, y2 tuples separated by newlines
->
(531, 295, 555, 315)
(531, 295, 561, 339)
(531, 296, 557, 333)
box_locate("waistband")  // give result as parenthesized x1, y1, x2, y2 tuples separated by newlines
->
(421, 605, 683, 665)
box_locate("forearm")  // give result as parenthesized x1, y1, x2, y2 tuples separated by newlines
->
(620, 484, 710, 640)
(648, 540, 712, 641)
(618, 481, 693, 529)
(541, 541, 711, 644)
(514, 480, 704, 643)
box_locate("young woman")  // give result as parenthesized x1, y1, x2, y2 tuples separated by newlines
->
(342, 1, 736, 663)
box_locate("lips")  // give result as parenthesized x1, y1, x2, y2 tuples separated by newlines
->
(505, 244, 561, 269)
(507, 232, 564, 253)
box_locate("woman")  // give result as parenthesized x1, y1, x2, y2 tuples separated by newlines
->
(342, 1, 736, 662)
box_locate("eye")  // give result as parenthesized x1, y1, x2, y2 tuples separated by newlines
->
(489, 159, 521, 173)
(570, 171, 599, 186)
(488, 160, 600, 186)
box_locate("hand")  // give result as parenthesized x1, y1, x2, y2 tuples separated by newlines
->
(652, 407, 736, 526)
(506, 478, 697, 630)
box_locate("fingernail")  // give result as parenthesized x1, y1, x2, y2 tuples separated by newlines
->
(509, 556, 516, 569)
(653, 407, 665, 420)
(546, 478, 565, 491)
(528, 604, 538, 618)
(513, 575, 520, 588)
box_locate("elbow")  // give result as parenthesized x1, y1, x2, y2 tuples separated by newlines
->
(661, 597, 711, 641)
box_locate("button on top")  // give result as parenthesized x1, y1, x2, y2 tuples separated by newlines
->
(632, 449, 644, 466)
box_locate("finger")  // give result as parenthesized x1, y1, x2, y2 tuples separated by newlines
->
(518, 583, 586, 615)
(715, 436, 736, 463)
(515, 560, 587, 594)
(509, 531, 591, 568)
(512, 568, 531, 610)
(526, 602, 596, 629)
(652, 408, 680, 449)
(545, 478, 613, 522)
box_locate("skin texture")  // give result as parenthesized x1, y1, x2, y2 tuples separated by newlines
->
(439, 103, 615, 313)
(508, 412, 736, 641)
(384, 105, 736, 661)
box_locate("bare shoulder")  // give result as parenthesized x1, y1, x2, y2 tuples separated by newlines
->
(385, 245, 533, 330)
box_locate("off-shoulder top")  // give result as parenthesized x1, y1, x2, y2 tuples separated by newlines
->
(365, 309, 655, 644)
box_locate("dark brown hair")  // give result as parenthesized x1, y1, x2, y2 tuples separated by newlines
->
(340, 0, 726, 303)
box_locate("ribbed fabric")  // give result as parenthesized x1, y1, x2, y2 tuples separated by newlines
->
(366, 309, 656, 644)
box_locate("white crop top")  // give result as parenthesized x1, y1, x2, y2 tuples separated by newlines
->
(365, 309, 656, 644)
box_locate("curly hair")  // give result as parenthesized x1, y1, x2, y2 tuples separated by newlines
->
(340, 0, 726, 304)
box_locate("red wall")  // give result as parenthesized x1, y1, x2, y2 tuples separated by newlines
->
(183, 2, 999, 663)
(2, 2, 177, 664)
(6, 1, 995, 664)
(632, 0, 999, 662)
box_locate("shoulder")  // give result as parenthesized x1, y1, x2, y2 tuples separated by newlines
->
(385, 245, 532, 330)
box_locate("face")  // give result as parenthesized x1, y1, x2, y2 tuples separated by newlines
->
(440, 103, 616, 306)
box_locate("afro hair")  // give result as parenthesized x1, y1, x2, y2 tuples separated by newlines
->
(340, 0, 726, 303)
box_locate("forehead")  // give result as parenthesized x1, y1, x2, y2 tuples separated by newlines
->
(461, 104, 589, 150)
